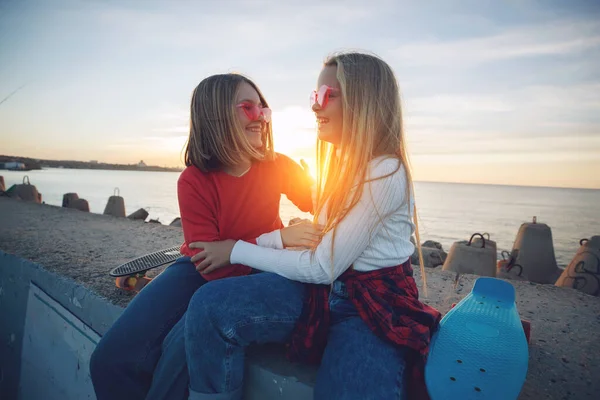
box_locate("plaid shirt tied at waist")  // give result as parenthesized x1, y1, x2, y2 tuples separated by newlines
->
(287, 261, 442, 399)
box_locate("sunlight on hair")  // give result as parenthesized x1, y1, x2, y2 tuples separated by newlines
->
(311, 51, 429, 296)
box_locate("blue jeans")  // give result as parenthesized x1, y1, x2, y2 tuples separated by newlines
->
(314, 281, 408, 400)
(184, 274, 407, 400)
(185, 272, 306, 399)
(90, 257, 207, 400)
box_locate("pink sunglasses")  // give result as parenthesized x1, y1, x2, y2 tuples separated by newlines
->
(310, 85, 339, 109)
(236, 102, 272, 123)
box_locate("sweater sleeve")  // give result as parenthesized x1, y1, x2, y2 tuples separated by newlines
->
(230, 159, 407, 284)
(178, 172, 220, 248)
(276, 153, 314, 214)
(255, 230, 284, 249)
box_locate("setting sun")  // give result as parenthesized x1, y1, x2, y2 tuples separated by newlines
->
(271, 106, 318, 174)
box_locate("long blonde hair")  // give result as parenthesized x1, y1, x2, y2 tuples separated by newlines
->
(313, 51, 428, 293)
(184, 73, 274, 171)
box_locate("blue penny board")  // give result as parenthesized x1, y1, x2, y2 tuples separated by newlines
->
(425, 277, 528, 400)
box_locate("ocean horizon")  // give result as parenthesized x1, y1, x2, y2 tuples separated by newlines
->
(3, 167, 599, 268)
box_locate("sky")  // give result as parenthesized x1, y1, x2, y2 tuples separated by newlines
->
(1, 0, 599, 189)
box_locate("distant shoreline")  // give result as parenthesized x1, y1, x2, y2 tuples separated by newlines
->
(0, 155, 182, 173)
(1, 154, 597, 191)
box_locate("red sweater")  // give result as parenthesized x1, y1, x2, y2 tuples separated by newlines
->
(178, 153, 313, 281)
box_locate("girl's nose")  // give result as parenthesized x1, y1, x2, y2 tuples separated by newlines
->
(312, 102, 321, 112)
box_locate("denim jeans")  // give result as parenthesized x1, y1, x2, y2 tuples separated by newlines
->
(184, 272, 306, 400)
(90, 257, 207, 400)
(314, 280, 408, 400)
(184, 274, 407, 400)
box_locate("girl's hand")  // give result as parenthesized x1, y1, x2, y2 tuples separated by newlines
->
(281, 220, 324, 249)
(189, 240, 237, 274)
(288, 217, 310, 225)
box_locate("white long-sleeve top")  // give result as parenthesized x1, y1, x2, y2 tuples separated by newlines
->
(233, 156, 416, 284)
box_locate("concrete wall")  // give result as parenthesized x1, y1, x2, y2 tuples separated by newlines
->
(20, 282, 100, 399)
(0, 251, 316, 400)
(0, 252, 123, 399)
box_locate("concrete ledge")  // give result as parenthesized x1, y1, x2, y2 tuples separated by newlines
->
(0, 198, 319, 399)
(0, 252, 123, 398)
(1, 197, 600, 399)
(0, 251, 317, 399)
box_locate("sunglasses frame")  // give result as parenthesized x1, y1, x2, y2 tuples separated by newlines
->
(236, 102, 272, 123)
(310, 85, 339, 109)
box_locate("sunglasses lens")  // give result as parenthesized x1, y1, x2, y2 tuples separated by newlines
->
(320, 86, 331, 109)
(241, 106, 257, 120)
(262, 108, 272, 123)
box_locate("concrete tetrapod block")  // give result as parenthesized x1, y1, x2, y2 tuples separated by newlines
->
(555, 236, 600, 297)
(72, 198, 90, 212)
(497, 249, 529, 282)
(442, 233, 497, 277)
(471, 232, 497, 256)
(127, 208, 149, 221)
(511, 217, 560, 284)
(62, 193, 79, 208)
(11, 176, 41, 204)
(411, 240, 448, 268)
(103, 188, 126, 218)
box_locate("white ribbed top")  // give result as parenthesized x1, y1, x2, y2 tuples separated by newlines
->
(232, 156, 416, 284)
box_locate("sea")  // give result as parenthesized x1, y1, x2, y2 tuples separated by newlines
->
(3, 168, 599, 268)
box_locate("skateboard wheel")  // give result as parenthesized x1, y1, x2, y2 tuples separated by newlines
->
(115, 276, 136, 291)
(133, 277, 152, 292)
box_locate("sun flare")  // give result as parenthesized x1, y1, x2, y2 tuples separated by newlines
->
(271, 106, 319, 175)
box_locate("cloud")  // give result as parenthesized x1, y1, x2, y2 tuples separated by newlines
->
(90, 0, 375, 56)
(409, 133, 600, 156)
(405, 82, 600, 136)
(389, 19, 600, 67)
(403, 81, 600, 162)
(406, 94, 513, 114)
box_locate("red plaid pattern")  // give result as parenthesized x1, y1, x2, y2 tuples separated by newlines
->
(287, 261, 441, 399)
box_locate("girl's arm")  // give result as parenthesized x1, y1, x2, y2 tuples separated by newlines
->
(249, 154, 319, 250)
(255, 219, 323, 250)
(276, 153, 314, 214)
(180, 170, 320, 256)
(178, 173, 220, 247)
(230, 159, 408, 284)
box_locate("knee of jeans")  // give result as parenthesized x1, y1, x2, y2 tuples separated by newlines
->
(186, 284, 234, 337)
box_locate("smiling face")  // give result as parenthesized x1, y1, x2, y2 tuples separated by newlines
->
(312, 65, 343, 146)
(236, 81, 267, 148)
